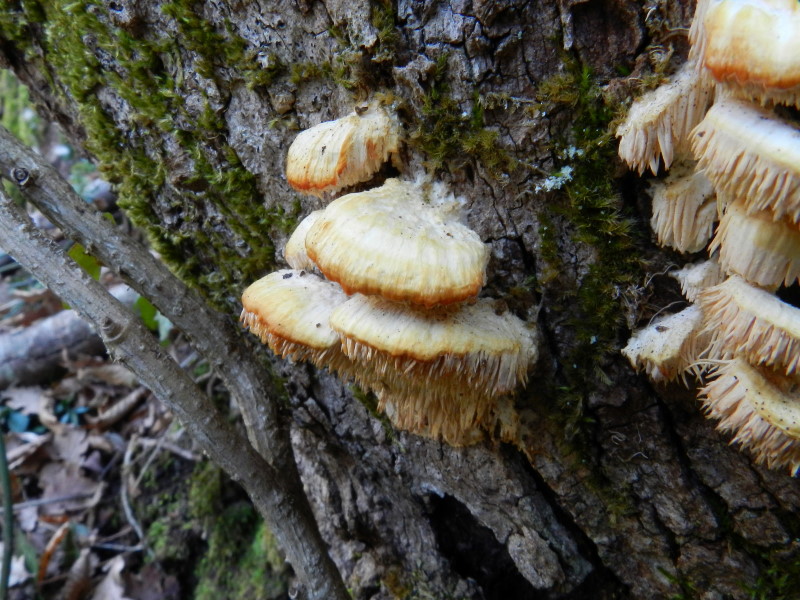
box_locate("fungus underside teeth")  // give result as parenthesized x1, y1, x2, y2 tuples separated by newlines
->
(691, 98, 800, 223)
(670, 257, 725, 302)
(649, 162, 717, 253)
(700, 358, 800, 474)
(709, 198, 800, 288)
(240, 269, 351, 372)
(285, 101, 402, 197)
(616, 61, 715, 175)
(284, 210, 323, 271)
(699, 275, 800, 374)
(305, 178, 490, 307)
(698, 0, 800, 108)
(330, 295, 538, 399)
(621, 304, 706, 384)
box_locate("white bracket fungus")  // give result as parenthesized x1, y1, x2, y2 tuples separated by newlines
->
(285, 101, 401, 197)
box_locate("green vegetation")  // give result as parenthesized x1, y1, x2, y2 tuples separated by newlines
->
(409, 55, 513, 177)
(533, 57, 644, 430)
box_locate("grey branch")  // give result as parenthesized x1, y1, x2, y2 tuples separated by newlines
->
(0, 168, 348, 599)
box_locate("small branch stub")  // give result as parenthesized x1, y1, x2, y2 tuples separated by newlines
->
(10, 167, 30, 187)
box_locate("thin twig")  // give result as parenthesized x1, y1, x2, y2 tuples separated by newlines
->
(0, 430, 13, 600)
(0, 492, 97, 516)
(121, 436, 145, 545)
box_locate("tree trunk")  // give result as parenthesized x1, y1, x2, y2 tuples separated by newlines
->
(1, 0, 798, 598)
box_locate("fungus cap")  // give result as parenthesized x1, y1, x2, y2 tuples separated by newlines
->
(616, 61, 715, 174)
(329, 294, 537, 398)
(622, 305, 706, 383)
(285, 101, 401, 197)
(240, 269, 350, 371)
(670, 257, 725, 302)
(691, 97, 800, 223)
(699, 275, 800, 374)
(698, 0, 800, 108)
(283, 210, 323, 271)
(648, 163, 717, 253)
(306, 178, 490, 307)
(699, 358, 800, 474)
(709, 198, 800, 288)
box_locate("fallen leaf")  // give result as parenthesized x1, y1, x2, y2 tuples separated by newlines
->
(91, 555, 133, 600)
(0, 542, 32, 587)
(39, 462, 100, 515)
(3, 386, 46, 415)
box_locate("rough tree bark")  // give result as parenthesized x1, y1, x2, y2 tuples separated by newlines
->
(1, 0, 799, 599)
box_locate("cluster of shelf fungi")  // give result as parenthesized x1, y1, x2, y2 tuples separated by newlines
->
(618, 0, 800, 473)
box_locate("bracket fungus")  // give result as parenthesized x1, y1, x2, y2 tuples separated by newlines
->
(699, 275, 800, 374)
(621, 305, 706, 383)
(691, 97, 800, 223)
(240, 269, 351, 373)
(283, 210, 323, 271)
(305, 178, 489, 307)
(285, 101, 402, 197)
(616, 61, 715, 174)
(670, 258, 725, 302)
(709, 199, 800, 289)
(648, 163, 717, 253)
(693, 0, 800, 108)
(700, 358, 800, 474)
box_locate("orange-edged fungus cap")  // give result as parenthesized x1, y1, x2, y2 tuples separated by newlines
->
(691, 97, 800, 223)
(285, 101, 401, 197)
(240, 269, 351, 372)
(699, 275, 800, 374)
(670, 257, 725, 302)
(305, 178, 490, 307)
(709, 198, 800, 289)
(621, 305, 706, 383)
(699, 0, 800, 108)
(329, 294, 538, 399)
(700, 358, 800, 475)
(648, 162, 717, 253)
(283, 210, 323, 271)
(616, 61, 715, 174)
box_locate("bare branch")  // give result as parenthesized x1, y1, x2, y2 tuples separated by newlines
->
(0, 125, 283, 467)
(0, 188, 349, 600)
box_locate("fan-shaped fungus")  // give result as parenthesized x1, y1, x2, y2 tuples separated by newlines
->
(616, 61, 715, 174)
(284, 210, 323, 271)
(240, 269, 351, 372)
(699, 275, 800, 374)
(330, 294, 537, 400)
(696, 0, 800, 108)
(305, 178, 489, 307)
(648, 162, 717, 253)
(670, 258, 725, 302)
(700, 358, 800, 474)
(621, 305, 706, 383)
(285, 101, 401, 197)
(709, 198, 800, 288)
(691, 97, 800, 223)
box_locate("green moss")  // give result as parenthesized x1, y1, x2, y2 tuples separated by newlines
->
(409, 55, 513, 177)
(194, 503, 289, 600)
(745, 551, 800, 600)
(533, 57, 644, 430)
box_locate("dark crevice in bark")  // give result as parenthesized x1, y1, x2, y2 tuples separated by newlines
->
(425, 493, 541, 599)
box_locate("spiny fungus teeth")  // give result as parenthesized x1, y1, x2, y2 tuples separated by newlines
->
(621, 305, 706, 383)
(698, 275, 800, 374)
(616, 61, 715, 175)
(696, 0, 800, 108)
(699, 358, 800, 474)
(305, 178, 489, 308)
(240, 269, 351, 372)
(648, 162, 717, 253)
(285, 101, 402, 197)
(709, 198, 800, 289)
(283, 210, 323, 271)
(329, 294, 538, 400)
(691, 97, 800, 223)
(670, 257, 725, 302)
